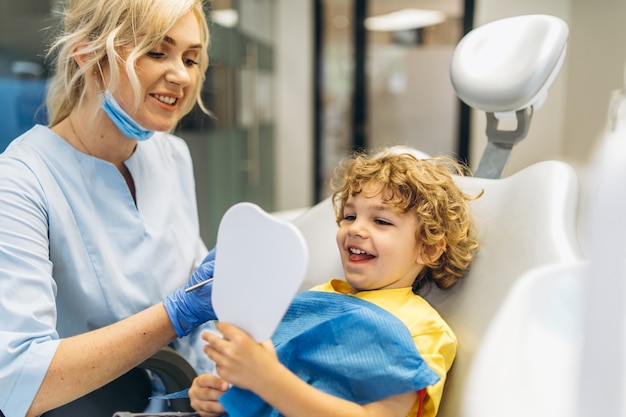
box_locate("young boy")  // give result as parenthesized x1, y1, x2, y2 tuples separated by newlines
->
(189, 147, 480, 417)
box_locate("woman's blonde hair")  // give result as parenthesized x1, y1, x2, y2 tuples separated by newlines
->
(331, 147, 481, 292)
(45, 0, 210, 126)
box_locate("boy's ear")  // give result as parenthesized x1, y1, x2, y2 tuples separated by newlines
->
(421, 239, 447, 264)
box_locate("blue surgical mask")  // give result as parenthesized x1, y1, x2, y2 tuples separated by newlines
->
(100, 90, 155, 141)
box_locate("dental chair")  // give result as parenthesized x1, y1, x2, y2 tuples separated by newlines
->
(292, 14, 583, 417)
(463, 78, 626, 417)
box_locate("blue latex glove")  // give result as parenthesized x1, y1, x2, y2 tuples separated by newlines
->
(164, 247, 217, 337)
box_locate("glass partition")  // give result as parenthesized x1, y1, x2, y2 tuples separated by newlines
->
(0, 0, 55, 151)
(315, 0, 473, 199)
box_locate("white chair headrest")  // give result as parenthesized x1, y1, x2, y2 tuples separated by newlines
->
(450, 14, 568, 115)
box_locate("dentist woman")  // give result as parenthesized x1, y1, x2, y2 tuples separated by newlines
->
(0, 1, 219, 416)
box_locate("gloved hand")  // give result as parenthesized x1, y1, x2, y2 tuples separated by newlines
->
(164, 247, 218, 337)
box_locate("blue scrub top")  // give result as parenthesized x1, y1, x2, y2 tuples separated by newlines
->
(0, 125, 210, 416)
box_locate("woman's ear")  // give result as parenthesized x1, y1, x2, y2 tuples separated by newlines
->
(72, 42, 103, 85)
(72, 42, 91, 69)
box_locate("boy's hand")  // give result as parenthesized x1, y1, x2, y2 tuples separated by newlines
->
(203, 322, 278, 391)
(188, 373, 229, 416)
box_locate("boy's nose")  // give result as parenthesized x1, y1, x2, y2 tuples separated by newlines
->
(348, 220, 368, 238)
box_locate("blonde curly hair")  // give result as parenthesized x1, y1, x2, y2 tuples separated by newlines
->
(331, 147, 480, 292)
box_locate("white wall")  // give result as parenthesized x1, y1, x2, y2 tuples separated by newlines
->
(274, 0, 315, 210)
(565, 0, 626, 163)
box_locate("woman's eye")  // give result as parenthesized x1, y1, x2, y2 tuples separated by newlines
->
(147, 51, 165, 59)
(184, 58, 199, 67)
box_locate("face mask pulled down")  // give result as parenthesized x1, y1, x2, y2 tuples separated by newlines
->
(100, 90, 155, 141)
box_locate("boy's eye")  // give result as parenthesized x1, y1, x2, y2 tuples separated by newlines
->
(343, 214, 356, 221)
(375, 219, 392, 226)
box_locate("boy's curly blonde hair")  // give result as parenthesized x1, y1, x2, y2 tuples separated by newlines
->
(331, 147, 480, 293)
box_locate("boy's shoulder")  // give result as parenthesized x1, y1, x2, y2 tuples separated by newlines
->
(311, 280, 453, 336)
(364, 289, 456, 343)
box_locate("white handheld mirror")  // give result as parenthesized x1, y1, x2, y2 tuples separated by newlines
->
(211, 202, 309, 342)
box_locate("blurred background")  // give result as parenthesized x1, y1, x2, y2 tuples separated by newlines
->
(1, 0, 624, 246)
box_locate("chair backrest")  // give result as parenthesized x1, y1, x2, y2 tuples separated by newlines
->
(462, 260, 588, 417)
(425, 160, 583, 416)
(291, 158, 584, 417)
(462, 93, 626, 417)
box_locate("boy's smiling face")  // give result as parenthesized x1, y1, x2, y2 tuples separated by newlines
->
(336, 187, 426, 293)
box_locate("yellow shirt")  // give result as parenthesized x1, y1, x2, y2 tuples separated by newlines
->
(311, 279, 457, 417)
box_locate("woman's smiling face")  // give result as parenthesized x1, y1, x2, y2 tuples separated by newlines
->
(109, 11, 203, 133)
(336, 187, 426, 293)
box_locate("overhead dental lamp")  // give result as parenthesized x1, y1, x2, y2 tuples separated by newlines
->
(450, 14, 569, 178)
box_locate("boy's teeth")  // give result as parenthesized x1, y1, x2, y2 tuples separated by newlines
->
(350, 248, 367, 254)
